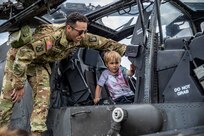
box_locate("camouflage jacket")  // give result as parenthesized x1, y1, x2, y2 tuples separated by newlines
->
(12, 24, 127, 89)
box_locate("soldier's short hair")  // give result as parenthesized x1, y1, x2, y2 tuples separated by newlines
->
(66, 12, 89, 26)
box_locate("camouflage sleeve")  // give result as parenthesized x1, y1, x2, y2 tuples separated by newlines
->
(80, 33, 127, 56)
(12, 45, 36, 89)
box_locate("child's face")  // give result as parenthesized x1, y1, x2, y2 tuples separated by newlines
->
(107, 59, 120, 74)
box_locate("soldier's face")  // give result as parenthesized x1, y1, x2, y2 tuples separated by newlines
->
(66, 21, 88, 42)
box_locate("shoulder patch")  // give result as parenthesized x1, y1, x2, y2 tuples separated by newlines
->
(31, 40, 46, 56)
(46, 40, 52, 50)
(89, 36, 97, 42)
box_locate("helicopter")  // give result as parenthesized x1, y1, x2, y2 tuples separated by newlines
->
(0, 0, 204, 136)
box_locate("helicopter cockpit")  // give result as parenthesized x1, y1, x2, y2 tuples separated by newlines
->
(1, 0, 204, 136)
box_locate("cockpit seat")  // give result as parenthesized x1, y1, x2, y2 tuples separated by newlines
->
(164, 36, 191, 50)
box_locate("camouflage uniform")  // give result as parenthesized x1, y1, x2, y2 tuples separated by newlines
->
(0, 24, 126, 132)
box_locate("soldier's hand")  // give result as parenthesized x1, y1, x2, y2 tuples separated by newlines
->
(11, 88, 25, 103)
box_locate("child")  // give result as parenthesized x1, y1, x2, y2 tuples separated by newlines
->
(94, 51, 135, 104)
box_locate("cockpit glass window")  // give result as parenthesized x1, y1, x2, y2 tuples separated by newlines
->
(180, 0, 204, 11)
(0, 20, 9, 46)
(99, 2, 152, 32)
(160, 2, 193, 38)
(44, 0, 121, 24)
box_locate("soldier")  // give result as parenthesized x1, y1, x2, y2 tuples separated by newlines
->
(0, 12, 127, 134)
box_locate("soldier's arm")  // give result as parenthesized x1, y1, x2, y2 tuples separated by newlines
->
(12, 45, 36, 89)
(80, 33, 127, 56)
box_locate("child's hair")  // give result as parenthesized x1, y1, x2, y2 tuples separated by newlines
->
(104, 51, 121, 65)
(0, 127, 31, 136)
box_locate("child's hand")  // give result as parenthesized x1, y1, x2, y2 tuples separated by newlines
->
(94, 98, 100, 104)
(130, 64, 136, 73)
